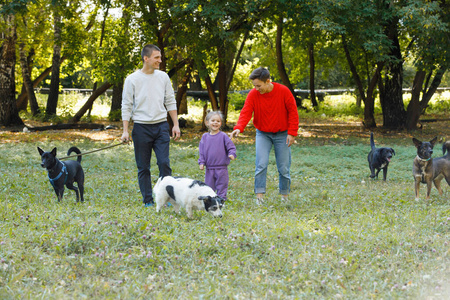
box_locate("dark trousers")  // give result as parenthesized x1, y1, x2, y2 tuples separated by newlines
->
(132, 122, 171, 204)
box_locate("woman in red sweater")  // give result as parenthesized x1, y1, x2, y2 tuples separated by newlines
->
(230, 67, 299, 204)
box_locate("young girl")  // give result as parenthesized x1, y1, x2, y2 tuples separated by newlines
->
(198, 111, 236, 200)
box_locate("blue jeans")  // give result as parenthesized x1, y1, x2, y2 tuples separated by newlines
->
(132, 122, 172, 204)
(255, 130, 291, 195)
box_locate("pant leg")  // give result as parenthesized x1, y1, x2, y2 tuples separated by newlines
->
(132, 123, 154, 204)
(204, 168, 216, 192)
(214, 168, 229, 200)
(255, 130, 273, 194)
(273, 131, 291, 195)
(152, 122, 172, 178)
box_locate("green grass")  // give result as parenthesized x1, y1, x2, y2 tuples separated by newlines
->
(4, 92, 450, 298)
(1, 135, 450, 299)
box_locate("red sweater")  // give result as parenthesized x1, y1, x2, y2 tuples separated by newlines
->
(234, 82, 299, 136)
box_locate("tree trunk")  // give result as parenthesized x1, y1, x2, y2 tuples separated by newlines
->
(0, 15, 23, 126)
(217, 44, 229, 124)
(176, 61, 193, 114)
(276, 17, 303, 108)
(110, 82, 123, 111)
(405, 70, 426, 130)
(71, 82, 112, 123)
(380, 18, 406, 129)
(19, 43, 40, 115)
(341, 34, 378, 128)
(420, 66, 447, 111)
(45, 12, 62, 117)
(307, 42, 318, 108)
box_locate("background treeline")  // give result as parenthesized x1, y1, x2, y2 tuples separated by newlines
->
(1, 0, 449, 130)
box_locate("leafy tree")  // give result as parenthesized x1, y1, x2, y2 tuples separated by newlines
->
(0, 0, 30, 126)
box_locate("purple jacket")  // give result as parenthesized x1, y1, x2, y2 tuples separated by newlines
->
(198, 131, 237, 169)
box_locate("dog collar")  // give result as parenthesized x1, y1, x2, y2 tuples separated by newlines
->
(416, 155, 431, 162)
(48, 162, 68, 187)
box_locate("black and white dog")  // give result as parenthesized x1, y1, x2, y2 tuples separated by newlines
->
(367, 132, 395, 181)
(154, 176, 225, 218)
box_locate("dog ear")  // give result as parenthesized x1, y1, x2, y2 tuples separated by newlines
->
(198, 196, 210, 202)
(412, 138, 421, 148)
(51, 147, 57, 157)
(391, 148, 395, 155)
(37, 147, 44, 156)
(430, 137, 438, 146)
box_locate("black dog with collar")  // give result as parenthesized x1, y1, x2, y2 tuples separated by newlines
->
(367, 132, 395, 181)
(38, 147, 85, 202)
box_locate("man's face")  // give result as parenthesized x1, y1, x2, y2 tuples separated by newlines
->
(252, 78, 271, 94)
(144, 50, 162, 69)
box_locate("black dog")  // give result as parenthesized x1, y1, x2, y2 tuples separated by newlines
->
(367, 132, 395, 181)
(413, 137, 450, 200)
(443, 141, 450, 159)
(38, 147, 85, 202)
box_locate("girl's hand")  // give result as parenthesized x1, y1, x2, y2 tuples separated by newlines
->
(199, 164, 204, 170)
(229, 155, 235, 160)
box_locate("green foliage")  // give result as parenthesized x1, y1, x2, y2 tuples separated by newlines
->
(228, 92, 247, 110)
(108, 109, 121, 122)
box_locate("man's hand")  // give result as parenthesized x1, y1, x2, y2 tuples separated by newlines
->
(229, 129, 240, 139)
(121, 132, 130, 143)
(172, 125, 181, 140)
(286, 134, 295, 147)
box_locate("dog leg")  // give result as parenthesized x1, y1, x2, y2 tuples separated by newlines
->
(382, 167, 388, 181)
(433, 175, 444, 196)
(66, 183, 80, 202)
(426, 181, 433, 199)
(186, 205, 194, 218)
(172, 202, 181, 214)
(414, 176, 422, 200)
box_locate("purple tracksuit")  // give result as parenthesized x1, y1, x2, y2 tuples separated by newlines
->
(198, 131, 237, 199)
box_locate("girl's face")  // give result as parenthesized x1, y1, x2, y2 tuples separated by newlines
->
(207, 115, 222, 134)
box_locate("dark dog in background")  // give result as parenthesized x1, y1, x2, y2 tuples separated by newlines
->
(367, 132, 395, 181)
(412, 137, 450, 200)
(38, 146, 85, 202)
(443, 141, 450, 159)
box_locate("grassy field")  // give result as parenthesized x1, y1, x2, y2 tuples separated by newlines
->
(1, 94, 450, 299)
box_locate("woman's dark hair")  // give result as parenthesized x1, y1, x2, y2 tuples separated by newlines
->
(249, 67, 270, 81)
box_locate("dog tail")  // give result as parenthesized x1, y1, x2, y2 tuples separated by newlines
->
(443, 141, 450, 156)
(370, 132, 376, 150)
(67, 147, 82, 163)
(154, 176, 163, 190)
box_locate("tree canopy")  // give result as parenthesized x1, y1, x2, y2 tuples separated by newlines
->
(1, 0, 449, 129)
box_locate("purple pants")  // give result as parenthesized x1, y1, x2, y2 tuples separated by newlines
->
(205, 167, 229, 200)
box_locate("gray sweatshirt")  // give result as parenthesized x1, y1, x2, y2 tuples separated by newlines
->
(121, 69, 177, 124)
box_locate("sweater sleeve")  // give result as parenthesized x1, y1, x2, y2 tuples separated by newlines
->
(198, 134, 206, 165)
(163, 73, 177, 112)
(224, 133, 237, 158)
(233, 91, 255, 132)
(285, 90, 299, 136)
(121, 75, 134, 121)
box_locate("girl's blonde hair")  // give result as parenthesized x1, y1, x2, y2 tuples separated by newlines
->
(204, 110, 224, 131)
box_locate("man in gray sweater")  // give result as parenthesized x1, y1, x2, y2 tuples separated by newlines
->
(121, 44, 181, 207)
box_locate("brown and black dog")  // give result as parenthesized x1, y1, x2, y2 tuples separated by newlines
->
(412, 137, 450, 200)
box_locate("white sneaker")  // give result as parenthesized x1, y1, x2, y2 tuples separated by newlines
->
(281, 196, 288, 201)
